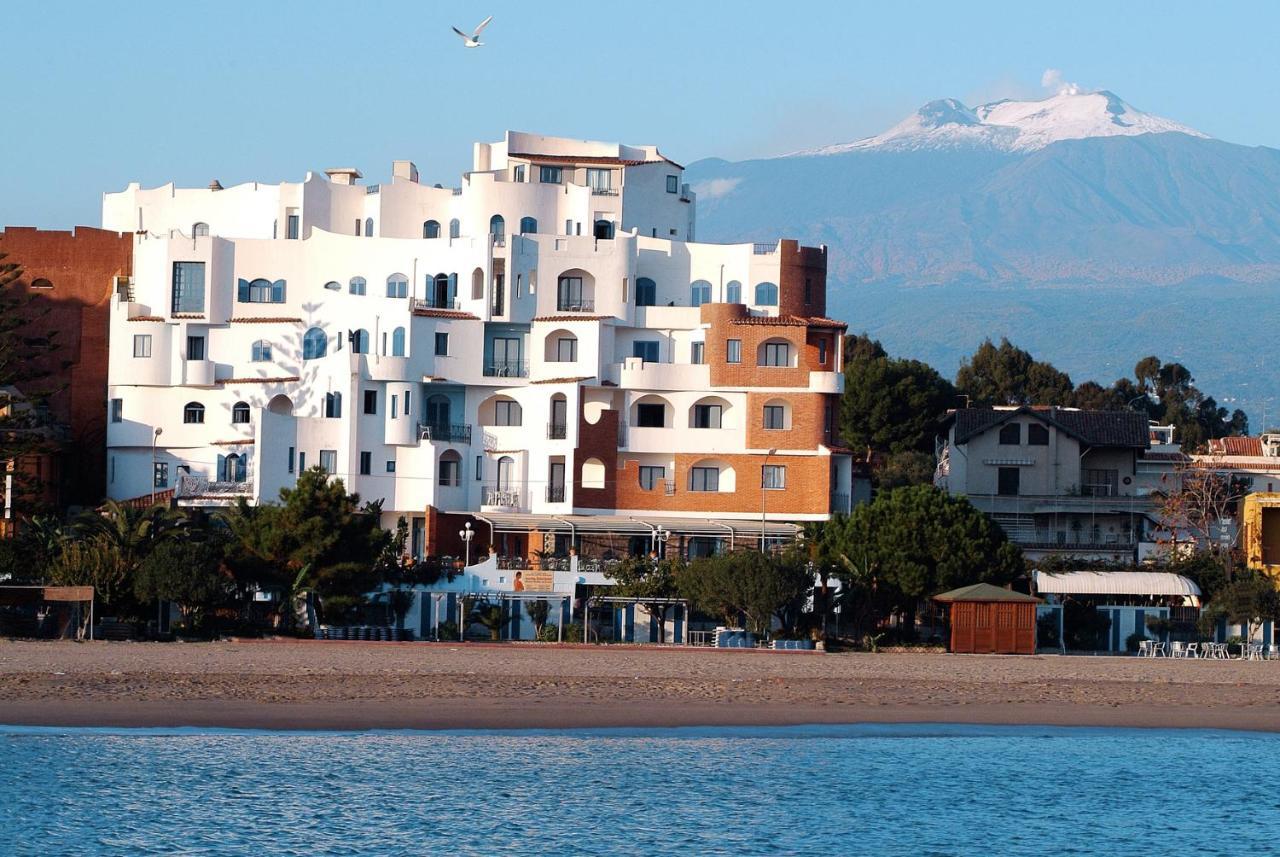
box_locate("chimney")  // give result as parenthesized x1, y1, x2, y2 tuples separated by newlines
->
(392, 160, 419, 183)
(209, 180, 223, 191)
(324, 167, 363, 186)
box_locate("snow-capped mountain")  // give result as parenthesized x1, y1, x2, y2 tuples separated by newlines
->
(794, 90, 1208, 155)
(686, 88, 1280, 423)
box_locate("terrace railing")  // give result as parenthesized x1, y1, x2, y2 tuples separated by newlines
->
(483, 360, 529, 378)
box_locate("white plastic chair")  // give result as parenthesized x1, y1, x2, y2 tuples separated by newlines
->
(1153, 641, 1168, 657)
(1138, 640, 1153, 658)
(1185, 642, 1199, 659)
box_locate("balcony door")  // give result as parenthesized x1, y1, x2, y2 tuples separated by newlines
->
(492, 337, 521, 375)
(497, 455, 515, 491)
(426, 394, 450, 429)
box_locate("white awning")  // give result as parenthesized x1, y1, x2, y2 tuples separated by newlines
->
(464, 511, 801, 540)
(1033, 570, 1201, 598)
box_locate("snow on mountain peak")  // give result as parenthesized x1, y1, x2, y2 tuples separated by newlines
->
(791, 89, 1209, 156)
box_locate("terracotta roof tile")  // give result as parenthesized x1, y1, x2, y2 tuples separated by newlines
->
(533, 315, 611, 323)
(230, 317, 302, 324)
(220, 376, 300, 385)
(411, 308, 480, 320)
(532, 376, 591, 385)
(127, 316, 165, 322)
(729, 315, 847, 328)
(172, 313, 205, 319)
(1207, 436, 1263, 456)
(212, 438, 255, 445)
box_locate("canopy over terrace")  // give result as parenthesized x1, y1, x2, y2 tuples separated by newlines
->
(468, 512, 802, 551)
(1033, 571, 1202, 607)
(0, 585, 96, 639)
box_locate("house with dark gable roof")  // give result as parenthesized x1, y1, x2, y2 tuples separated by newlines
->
(935, 406, 1164, 562)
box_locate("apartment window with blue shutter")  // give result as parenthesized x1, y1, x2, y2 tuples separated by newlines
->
(238, 278, 285, 303)
(171, 262, 205, 313)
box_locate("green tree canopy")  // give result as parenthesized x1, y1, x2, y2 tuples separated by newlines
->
(956, 338, 1074, 406)
(841, 334, 957, 454)
(818, 485, 1023, 620)
(676, 550, 813, 635)
(608, 555, 684, 641)
(133, 536, 232, 631)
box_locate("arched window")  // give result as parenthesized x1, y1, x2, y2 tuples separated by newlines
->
(471, 267, 484, 300)
(688, 458, 734, 492)
(690, 279, 712, 306)
(221, 453, 247, 483)
(762, 399, 792, 430)
(635, 277, 656, 307)
(323, 281, 341, 291)
(192, 222, 210, 238)
(425, 394, 451, 428)
(581, 458, 605, 489)
(448, 218, 460, 239)
(489, 214, 505, 241)
(183, 402, 205, 424)
(480, 395, 522, 427)
(363, 217, 374, 237)
(758, 338, 792, 367)
(238, 278, 285, 303)
(302, 327, 327, 360)
(30, 278, 52, 290)
(496, 455, 515, 491)
(232, 401, 251, 424)
(689, 396, 730, 429)
(251, 340, 272, 362)
(438, 449, 463, 487)
(391, 327, 406, 357)
(593, 220, 614, 240)
(349, 277, 366, 296)
(519, 216, 537, 235)
(545, 329, 578, 363)
(754, 282, 779, 306)
(386, 273, 408, 299)
(351, 329, 370, 354)
(725, 280, 742, 304)
(632, 394, 670, 428)
(423, 220, 440, 239)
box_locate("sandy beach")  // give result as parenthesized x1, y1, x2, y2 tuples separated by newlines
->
(1, 640, 1279, 732)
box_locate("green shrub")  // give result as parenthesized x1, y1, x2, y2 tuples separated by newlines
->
(536, 623, 560, 643)
(560, 622, 585, 643)
(434, 620, 459, 642)
(1125, 632, 1149, 653)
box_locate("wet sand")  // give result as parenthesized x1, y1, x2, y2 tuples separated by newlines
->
(2, 640, 1278, 732)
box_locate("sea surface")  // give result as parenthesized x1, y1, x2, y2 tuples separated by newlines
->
(2, 723, 1278, 855)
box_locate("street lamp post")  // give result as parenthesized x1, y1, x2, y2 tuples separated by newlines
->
(460, 521, 475, 567)
(150, 427, 163, 503)
(761, 448, 777, 552)
(651, 525, 669, 557)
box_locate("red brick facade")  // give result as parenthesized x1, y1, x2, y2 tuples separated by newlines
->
(0, 226, 132, 511)
(614, 453, 834, 515)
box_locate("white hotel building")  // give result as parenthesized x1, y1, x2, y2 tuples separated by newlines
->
(103, 131, 852, 571)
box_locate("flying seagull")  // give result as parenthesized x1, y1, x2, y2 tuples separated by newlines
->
(452, 15, 492, 48)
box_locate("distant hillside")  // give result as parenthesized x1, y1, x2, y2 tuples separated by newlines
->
(686, 91, 1280, 422)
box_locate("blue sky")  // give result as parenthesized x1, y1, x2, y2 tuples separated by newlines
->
(4, 0, 1278, 228)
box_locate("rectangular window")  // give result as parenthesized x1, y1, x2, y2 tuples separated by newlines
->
(636, 403, 665, 428)
(666, 174, 679, 194)
(818, 339, 828, 365)
(690, 342, 705, 365)
(298, 451, 305, 472)
(586, 168, 612, 191)
(154, 462, 168, 489)
(286, 214, 300, 239)
(186, 335, 205, 361)
(997, 467, 1020, 496)
(632, 340, 659, 363)
(726, 339, 742, 364)
(386, 460, 396, 473)
(110, 398, 123, 423)
(1028, 424, 1050, 446)
(639, 465, 665, 491)
(404, 388, 411, 415)
(764, 405, 786, 430)
(763, 464, 786, 490)
(363, 390, 377, 414)
(319, 450, 337, 474)
(495, 400, 521, 426)
(288, 446, 295, 474)
(171, 262, 205, 314)
(539, 165, 563, 183)
(513, 164, 526, 182)
(1082, 469, 1119, 498)
(692, 404, 722, 429)
(762, 342, 790, 367)
(804, 277, 813, 304)
(556, 337, 578, 362)
(635, 279, 656, 306)
(435, 332, 449, 356)
(998, 423, 1021, 445)
(439, 459, 460, 487)
(475, 455, 483, 481)
(325, 392, 342, 419)
(557, 276, 585, 311)
(133, 335, 152, 358)
(359, 451, 372, 475)
(391, 395, 398, 419)
(689, 466, 719, 492)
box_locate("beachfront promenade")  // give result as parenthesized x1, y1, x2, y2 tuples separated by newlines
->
(2, 640, 1278, 732)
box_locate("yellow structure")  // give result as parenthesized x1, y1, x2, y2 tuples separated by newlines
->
(1242, 492, 1280, 577)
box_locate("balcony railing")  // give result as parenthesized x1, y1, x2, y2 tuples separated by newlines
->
(176, 474, 253, 499)
(590, 187, 618, 196)
(419, 423, 472, 444)
(483, 488, 521, 507)
(664, 479, 676, 496)
(413, 296, 461, 311)
(546, 485, 566, 503)
(491, 234, 506, 247)
(752, 242, 779, 255)
(547, 422, 567, 440)
(483, 360, 529, 378)
(556, 298, 595, 313)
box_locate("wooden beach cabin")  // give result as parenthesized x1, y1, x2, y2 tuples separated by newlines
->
(933, 583, 1041, 654)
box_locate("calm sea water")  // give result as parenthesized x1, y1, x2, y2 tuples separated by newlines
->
(2, 723, 1278, 856)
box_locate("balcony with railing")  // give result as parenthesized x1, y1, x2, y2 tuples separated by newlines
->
(555, 298, 595, 313)
(590, 187, 619, 196)
(175, 473, 254, 503)
(547, 422, 567, 440)
(482, 487, 522, 508)
(483, 360, 529, 378)
(413, 296, 461, 311)
(545, 485, 566, 503)
(752, 242, 779, 255)
(491, 234, 506, 248)
(419, 423, 472, 444)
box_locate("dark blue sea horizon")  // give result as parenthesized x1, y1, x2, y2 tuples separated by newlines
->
(3, 723, 1276, 855)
